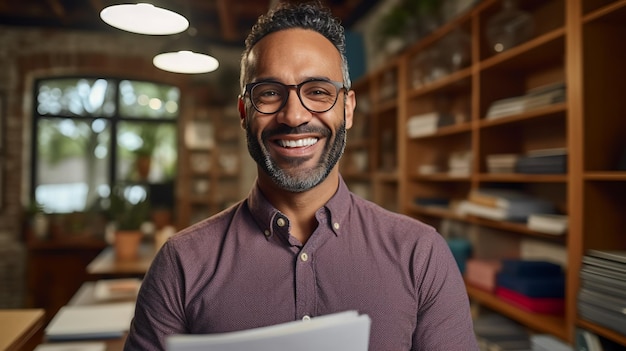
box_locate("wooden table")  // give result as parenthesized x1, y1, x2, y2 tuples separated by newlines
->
(0, 309, 45, 351)
(86, 243, 156, 278)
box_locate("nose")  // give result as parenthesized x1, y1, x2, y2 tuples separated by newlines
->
(275, 88, 312, 127)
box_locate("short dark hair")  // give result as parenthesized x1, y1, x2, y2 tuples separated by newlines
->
(239, 1, 351, 93)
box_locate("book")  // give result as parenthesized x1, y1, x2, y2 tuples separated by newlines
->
(586, 250, 626, 264)
(167, 310, 371, 351)
(45, 302, 135, 341)
(527, 214, 568, 235)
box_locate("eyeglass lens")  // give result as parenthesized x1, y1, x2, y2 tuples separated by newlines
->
(250, 80, 340, 114)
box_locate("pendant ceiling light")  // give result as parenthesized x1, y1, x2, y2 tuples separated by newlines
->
(153, 29, 220, 74)
(100, 3, 189, 35)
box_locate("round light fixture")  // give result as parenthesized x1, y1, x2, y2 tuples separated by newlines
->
(100, 3, 189, 35)
(153, 51, 219, 74)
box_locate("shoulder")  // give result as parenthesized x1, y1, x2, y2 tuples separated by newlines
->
(167, 200, 246, 249)
(349, 192, 439, 240)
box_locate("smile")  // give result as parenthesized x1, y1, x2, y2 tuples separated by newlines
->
(276, 137, 318, 148)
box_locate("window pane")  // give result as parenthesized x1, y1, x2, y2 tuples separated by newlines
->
(118, 80, 180, 119)
(117, 121, 177, 183)
(36, 118, 111, 213)
(37, 78, 116, 117)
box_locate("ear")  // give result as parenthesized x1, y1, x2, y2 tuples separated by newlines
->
(237, 96, 246, 119)
(344, 90, 356, 130)
(237, 97, 247, 129)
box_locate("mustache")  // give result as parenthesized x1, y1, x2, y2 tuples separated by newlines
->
(262, 124, 331, 139)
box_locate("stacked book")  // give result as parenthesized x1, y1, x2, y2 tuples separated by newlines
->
(515, 148, 567, 174)
(577, 250, 626, 336)
(448, 150, 472, 177)
(456, 188, 555, 222)
(527, 214, 568, 235)
(486, 153, 519, 174)
(486, 82, 566, 120)
(495, 259, 565, 315)
(406, 112, 455, 138)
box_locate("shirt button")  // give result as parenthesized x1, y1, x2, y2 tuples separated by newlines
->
(333, 222, 340, 230)
(302, 315, 311, 321)
(276, 218, 286, 227)
(264, 230, 270, 237)
(300, 252, 309, 262)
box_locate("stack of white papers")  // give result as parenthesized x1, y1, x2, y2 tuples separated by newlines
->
(45, 302, 135, 341)
(167, 310, 371, 351)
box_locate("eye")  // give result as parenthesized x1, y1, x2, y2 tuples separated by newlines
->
(302, 82, 334, 98)
(253, 84, 283, 101)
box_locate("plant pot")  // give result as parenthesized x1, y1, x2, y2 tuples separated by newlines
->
(114, 230, 143, 261)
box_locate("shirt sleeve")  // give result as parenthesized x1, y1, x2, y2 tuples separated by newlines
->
(411, 233, 479, 351)
(124, 241, 187, 350)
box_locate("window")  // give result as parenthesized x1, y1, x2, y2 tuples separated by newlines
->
(33, 77, 179, 214)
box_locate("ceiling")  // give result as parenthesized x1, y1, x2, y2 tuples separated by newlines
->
(0, 0, 378, 47)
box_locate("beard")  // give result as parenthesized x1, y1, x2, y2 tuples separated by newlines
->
(245, 115, 347, 193)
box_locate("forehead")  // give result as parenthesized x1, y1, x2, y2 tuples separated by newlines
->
(248, 28, 343, 81)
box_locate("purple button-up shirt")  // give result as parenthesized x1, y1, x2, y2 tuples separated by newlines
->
(125, 177, 478, 350)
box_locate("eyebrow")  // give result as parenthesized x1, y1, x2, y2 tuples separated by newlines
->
(251, 76, 335, 84)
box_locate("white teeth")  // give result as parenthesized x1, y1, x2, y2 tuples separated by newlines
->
(278, 137, 318, 148)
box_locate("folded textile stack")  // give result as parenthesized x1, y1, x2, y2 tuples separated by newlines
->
(465, 259, 502, 292)
(495, 259, 565, 315)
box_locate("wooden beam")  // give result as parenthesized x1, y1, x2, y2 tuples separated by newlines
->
(45, 0, 67, 22)
(217, 0, 238, 42)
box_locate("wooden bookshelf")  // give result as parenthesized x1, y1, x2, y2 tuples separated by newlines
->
(348, 0, 626, 346)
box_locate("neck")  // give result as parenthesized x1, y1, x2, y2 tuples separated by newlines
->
(257, 168, 340, 244)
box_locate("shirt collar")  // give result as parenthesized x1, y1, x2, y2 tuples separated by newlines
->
(247, 176, 351, 241)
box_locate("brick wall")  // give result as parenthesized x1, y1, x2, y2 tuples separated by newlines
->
(0, 26, 191, 307)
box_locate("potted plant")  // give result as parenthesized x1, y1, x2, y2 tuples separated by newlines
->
(108, 187, 151, 260)
(134, 126, 158, 181)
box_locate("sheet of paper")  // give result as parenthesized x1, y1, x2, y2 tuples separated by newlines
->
(167, 310, 371, 351)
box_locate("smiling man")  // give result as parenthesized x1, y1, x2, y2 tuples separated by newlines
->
(124, 2, 478, 350)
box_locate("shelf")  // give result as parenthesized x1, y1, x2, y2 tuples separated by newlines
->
(584, 172, 626, 181)
(479, 28, 566, 72)
(582, 0, 626, 23)
(409, 173, 471, 182)
(477, 173, 567, 183)
(407, 68, 472, 98)
(409, 204, 567, 242)
(466, 284, 568, 340)
(373, 172, 399, 183)
(577, 318, 626, 346)
(408, 122, 472, 140)
(479, 103, 567, 128)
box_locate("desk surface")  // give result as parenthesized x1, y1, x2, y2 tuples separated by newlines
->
(38, 281, 138, 351)
(87, 243, 156, 276)
(0, 309, 45, 351)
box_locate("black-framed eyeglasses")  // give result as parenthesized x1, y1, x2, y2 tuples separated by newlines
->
(243, 79, 347, 115)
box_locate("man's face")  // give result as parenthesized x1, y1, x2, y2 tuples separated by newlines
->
(242, 29, 355, 192)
